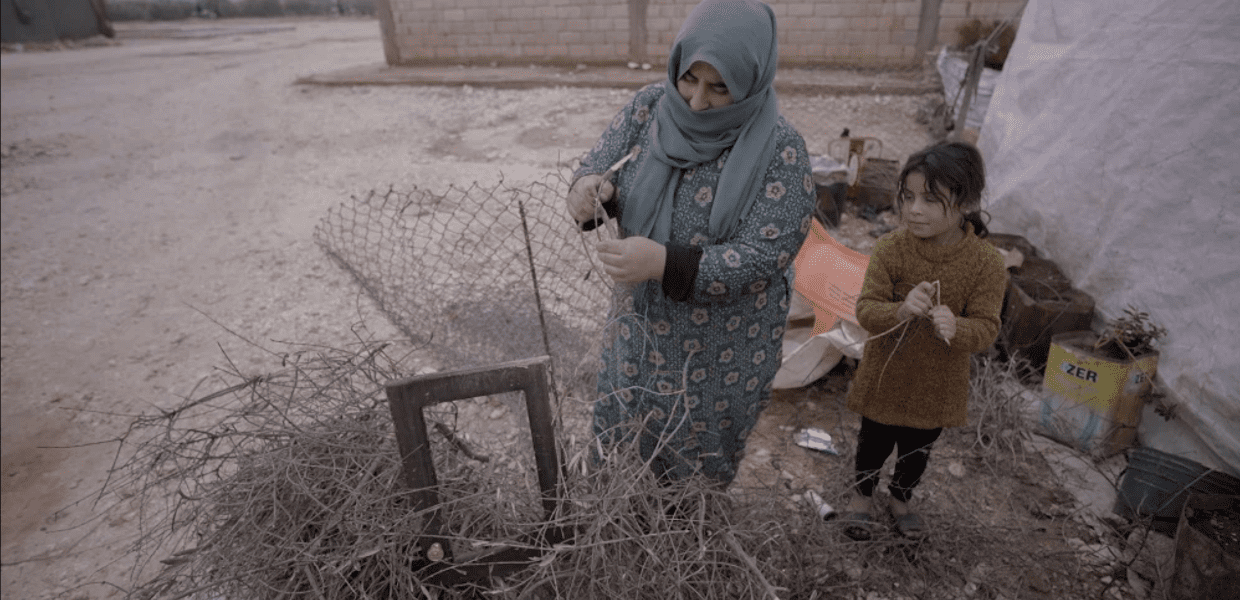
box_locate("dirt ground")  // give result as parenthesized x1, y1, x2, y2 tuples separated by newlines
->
(2, 17, 1134, 600)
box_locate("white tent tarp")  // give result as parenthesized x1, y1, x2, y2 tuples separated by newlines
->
(979, 0, 1240, 475)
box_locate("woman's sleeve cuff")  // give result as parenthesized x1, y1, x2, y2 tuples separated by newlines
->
(661, 243, 703, 302)
(577, 197, 620, 231)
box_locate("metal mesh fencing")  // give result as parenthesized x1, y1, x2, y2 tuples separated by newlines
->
(313, 173, 614, 400)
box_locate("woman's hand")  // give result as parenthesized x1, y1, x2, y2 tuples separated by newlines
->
(929, 304, 956, 345)
(567, 174, 617, 223)
(597, 237, 666, 283)
(896, 281, 936, 321)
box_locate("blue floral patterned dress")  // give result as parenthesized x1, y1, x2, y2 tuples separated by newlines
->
(575, 83, 815, 484)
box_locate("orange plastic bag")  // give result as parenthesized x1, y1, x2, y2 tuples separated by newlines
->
(793, 219, 870, 335)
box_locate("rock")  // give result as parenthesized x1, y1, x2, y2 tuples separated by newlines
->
(1024, 571, 1052, 593)
(964, 562, 990, 596)
(948, 461, 966, 478)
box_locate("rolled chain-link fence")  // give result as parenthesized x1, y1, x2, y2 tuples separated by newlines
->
(314, 173, 614, 400)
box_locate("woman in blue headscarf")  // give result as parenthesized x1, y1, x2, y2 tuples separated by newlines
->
(566, 0, 815, 486)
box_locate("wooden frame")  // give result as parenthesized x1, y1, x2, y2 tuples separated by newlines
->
(384, 355, 566, 586)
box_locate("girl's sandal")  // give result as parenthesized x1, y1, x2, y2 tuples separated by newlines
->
(840, 511, 876, 541)
(894, 512, 927, 540)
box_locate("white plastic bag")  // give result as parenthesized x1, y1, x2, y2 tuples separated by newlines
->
(773, 320, 867, 389)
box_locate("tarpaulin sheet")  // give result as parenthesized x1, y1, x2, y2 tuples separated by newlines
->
(979, 0, 1240, 475)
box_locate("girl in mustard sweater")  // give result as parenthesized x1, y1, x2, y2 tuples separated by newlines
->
(840, 141, 1008, 541)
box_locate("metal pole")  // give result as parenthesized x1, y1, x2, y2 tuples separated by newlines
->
(913, 0, 944, 65)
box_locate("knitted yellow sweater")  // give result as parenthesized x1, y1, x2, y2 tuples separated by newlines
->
(847, 223, 1008, 429)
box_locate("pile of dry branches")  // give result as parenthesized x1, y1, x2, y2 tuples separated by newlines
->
(105, 340, 426, 599)
(102, 334, 816, 599)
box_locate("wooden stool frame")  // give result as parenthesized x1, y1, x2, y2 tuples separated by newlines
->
(384, 355, 566, 586)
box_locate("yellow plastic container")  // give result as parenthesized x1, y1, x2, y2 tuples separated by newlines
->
(1039, 331, 1159, 456)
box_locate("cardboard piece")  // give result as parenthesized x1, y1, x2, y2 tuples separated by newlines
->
(793, 218, 870, 335)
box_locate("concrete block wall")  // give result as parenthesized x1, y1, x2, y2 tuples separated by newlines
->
(106, 0, 377, 21)
(380, 0, 1024, 67)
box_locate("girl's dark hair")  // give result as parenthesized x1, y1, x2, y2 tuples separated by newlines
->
(895, 140, 990, 238)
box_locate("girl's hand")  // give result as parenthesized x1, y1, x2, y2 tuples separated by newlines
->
(897, 281, 936, 321)
(567, 174, 616, 223)
(929, 304, 956, 345)
(597, 237, 666, 283)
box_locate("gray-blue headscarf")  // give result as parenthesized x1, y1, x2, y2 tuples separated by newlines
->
(621, 0, 781, 245)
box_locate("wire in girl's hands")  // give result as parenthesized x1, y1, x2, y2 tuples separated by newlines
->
(892, 281, 953, 345)
(898, 281, 936, 321)
(929, 304, 955, 345)
(928, 280, 954, 345)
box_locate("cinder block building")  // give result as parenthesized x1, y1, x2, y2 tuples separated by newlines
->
(374, 0, 1023, 67)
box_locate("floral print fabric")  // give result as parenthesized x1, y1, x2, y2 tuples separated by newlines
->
(575, 83, 815, 484)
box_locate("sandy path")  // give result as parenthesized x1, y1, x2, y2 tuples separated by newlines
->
(2, 18, 936, 597)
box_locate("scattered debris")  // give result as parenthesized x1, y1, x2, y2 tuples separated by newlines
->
(802, 490, 837, 520)
(1121, 525, 1177, 599)
(794, 427, 839, 455)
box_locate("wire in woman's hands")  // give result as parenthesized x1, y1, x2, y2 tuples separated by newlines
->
(596, 237, 666, 284)
(591, 146, 639, 240)
(567, 174, 615, 224)
(571, 147, 643, 290)
(569, 174, 618, 292)
(592, 183, 618, 240)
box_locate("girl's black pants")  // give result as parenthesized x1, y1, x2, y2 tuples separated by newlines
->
(854, 416, 943, 503)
